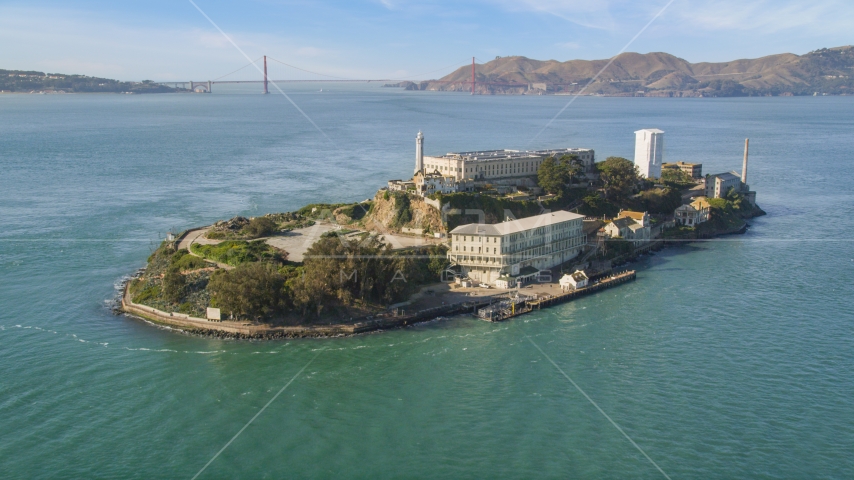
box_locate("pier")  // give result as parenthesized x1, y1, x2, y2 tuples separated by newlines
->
(476, 270, 637, 322)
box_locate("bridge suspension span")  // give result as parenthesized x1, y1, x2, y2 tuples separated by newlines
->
(159, 57, 531, 93)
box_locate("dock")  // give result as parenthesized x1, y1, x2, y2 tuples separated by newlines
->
(476, 270, 637, 322)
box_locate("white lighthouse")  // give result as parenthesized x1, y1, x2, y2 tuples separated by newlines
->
(634, 128, 664, 178)
(415, 131, 424, 174)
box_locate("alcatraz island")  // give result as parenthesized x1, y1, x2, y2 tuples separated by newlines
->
(121, 130, 764, 338)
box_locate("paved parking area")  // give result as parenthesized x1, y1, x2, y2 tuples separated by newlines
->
(264, 222, 342, 262)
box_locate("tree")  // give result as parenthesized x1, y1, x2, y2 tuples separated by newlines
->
(243, 216, 278, 238)
(559, 154, 584, 185)
(633, 187, 683, 214)
(597, 157, 640, 202)
(660, 168, 693, 185)
(578, 193, 619, 218)
(288, 235, 446, 318)
(537, 156, 568, 194)
(208, 263, 285, 321)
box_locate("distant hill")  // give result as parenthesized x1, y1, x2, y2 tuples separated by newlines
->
(0, 70, 181, 94)
(393, 46, 854, 97)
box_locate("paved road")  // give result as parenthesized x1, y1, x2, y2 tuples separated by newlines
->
(180, 222, 441, 265)
(177, 227, 225, 249)
(176, 227, 232, 270)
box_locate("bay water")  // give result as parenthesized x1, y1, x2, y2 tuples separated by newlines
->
(1, 86, 853, 478)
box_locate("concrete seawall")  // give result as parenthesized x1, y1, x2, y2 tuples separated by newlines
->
(122, 270, 641, 338)
(121, 283, 493, 338)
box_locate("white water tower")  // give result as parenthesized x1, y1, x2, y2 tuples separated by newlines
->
(634, 129, 664, 178)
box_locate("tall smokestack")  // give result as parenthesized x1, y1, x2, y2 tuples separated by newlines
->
(742, 138, 749, 183)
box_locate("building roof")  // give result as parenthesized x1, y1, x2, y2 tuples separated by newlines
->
(663, 161, 701, 167)
(710, 172, 741, 182)
(635, 128, 664, 134)
(519, 266, 540, 276)
(618, 210, 647, 221)
(691, 197, 711, 210)
(427, 148, 593, 164)
(608, 217, 634, 229)
(450, 210, 583, 236)
(571, 270, 588, 281)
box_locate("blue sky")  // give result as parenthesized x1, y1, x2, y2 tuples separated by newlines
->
(1, 0, 851, 81)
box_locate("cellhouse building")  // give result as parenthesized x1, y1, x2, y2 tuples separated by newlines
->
(634, 128, 664, 178)
(448, 211, 586, 287)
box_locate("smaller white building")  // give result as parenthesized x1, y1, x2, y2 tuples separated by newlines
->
(495, 276, 514, 289)
(602, 210, 652, 247)
(559, 270, 589, 291)
(634, 129, 665, 179)
(387, 179, 414, 192)
(705, 172, 742, 199)
(674, 197, 711, 226)
(414, 171, 465, 197)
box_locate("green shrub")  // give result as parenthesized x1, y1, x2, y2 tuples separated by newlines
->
(243, 217, 278, 238)
(392, 193, 412, 226)
(133, 284, 161, 304)
(191, 240, 287, 266)
(172, 253, 208, 271)
(337, 202, 370, 221)
(170, 249, 208, 271)
(631, 187, 682, 214)
(297, 203, 349, 219)
(162, 270, 186, 303)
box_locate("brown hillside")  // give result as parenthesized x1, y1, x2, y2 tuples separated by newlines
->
(418, 47, 854, 96)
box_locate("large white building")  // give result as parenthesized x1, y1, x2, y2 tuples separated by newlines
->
(414, 132, 595, 182)
(448, 211, 586, 286)
(422, 149, 595, 182)
(634, 129, 665, 178)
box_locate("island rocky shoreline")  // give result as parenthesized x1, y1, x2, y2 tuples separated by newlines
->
(119, 141, 765, 339)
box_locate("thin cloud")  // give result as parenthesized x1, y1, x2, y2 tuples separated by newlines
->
(483, 0, 617, 29)
(0, 6, 345, 80)
(673, 0, 853, 34)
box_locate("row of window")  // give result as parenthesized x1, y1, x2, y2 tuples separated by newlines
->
(453, 222, 580, 245)
(427, 160, 546, 176)
(451, 238, 583, 260)
(449, 243, 581, 266)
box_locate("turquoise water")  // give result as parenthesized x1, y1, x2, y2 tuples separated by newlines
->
(1, 88, 853, 478)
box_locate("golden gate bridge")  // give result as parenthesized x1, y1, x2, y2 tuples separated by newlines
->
(158, 56, 550, 94)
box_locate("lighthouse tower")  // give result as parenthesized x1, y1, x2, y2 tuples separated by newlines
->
(415, 131, 424, 174)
